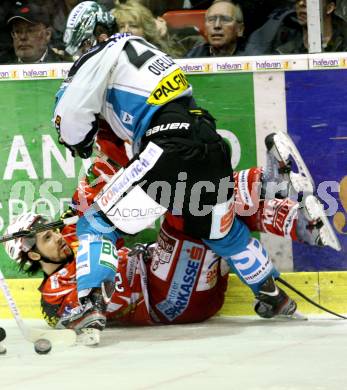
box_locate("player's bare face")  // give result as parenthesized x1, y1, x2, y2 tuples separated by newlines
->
(205, 3, 243, 50)
(35, 230, 72, 262)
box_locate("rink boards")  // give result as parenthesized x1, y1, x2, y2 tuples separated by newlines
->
(0, 54, 346, 279)
(0, 271, 346, 318)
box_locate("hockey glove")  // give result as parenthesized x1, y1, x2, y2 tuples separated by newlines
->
(58, 136, 94, 159)
(56, 117, 98, 159)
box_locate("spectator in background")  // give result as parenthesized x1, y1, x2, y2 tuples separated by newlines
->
(111, 1, 296, 44)
(6, 2, 65, 63)
(278, 0, 346, 53)
(134, 0, 205, 52)
(186, 0, 245, 57)
(112, 0, 187, 57)
(244, 0, 347, 54)
(6, 0, 78, 58)
(0, 0, 12, 63)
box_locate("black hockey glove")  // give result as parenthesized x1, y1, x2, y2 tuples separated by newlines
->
(55, 116, 98, 159)
(58, 136, 77, 157)
(58, 137, 94, 159)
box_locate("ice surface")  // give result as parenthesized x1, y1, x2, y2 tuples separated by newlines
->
(0, 316, 347, 390)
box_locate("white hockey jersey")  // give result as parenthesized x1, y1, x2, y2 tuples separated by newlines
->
(54, 33, 193, 148)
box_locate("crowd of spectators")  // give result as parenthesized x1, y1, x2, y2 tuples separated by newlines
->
(0, 0, 346, 64)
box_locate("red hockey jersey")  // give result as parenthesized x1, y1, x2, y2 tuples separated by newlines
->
(39, 222, 229, 328)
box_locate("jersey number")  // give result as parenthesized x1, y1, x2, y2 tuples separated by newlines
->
(115, 273, 124, 293)
(124, 41, 156, 69)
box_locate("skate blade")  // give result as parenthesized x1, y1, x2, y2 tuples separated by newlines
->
(305, 195, 341, 251)
(277, 310, 308, 320)
(274, 132, 315, 193)
(76, 328, 101, 346)
(289, 172, 314, 195)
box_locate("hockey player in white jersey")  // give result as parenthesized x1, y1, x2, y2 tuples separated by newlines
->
(53, 1, 341, 328)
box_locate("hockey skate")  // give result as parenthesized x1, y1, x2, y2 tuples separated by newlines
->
(264, 131, 315, 199)
(297, 194, 341, 251)
(57, 288, 109, 345)
(254, 276, 306, 320)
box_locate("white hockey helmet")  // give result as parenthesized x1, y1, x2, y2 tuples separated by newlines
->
(64, 1, 115, 55)
(4, 213, 47, 261)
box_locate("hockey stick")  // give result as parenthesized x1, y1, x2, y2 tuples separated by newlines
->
(0, 215, 79, 244)
(0, 268, 77, 346)
(277, 276, 347, 320)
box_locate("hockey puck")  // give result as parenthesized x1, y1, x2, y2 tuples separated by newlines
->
(0, 327, 6, 342)
(34, 338, 52, 355)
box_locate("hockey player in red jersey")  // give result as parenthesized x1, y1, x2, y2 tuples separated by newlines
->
(4, 212, 230, 330)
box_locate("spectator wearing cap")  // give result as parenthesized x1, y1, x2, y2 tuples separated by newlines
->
(186, 0, 245, 57)
(6, 2, 64, 63)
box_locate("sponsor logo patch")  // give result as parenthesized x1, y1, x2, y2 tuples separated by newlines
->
(239, 169, 253, 207)
(96, 142, 163, 210)
(99, 239, 118, 272)
(145, 122, 190, 137)
(107, 206, 164, 219)
(147, 68, 189, 105)
(156, 241, 204, 321)
(121, 111, 134, 125)
(151, 228, 178, 279)
(231, 238, 272, 284)
(196, 252, 219, 291)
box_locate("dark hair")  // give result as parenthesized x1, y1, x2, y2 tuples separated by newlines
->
(18, 248, 42, 276)
(16, 215, 48, 275)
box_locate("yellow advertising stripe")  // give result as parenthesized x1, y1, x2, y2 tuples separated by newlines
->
(0, 278, 42, 319)
(219, 272, 347, 316)
(1, 272, 347, 319)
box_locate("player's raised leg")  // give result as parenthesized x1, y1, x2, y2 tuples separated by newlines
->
(263, 131, 315, 199)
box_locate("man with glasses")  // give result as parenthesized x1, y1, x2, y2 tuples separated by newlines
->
(6, 2, 64, 64)
(186, 0, 245, 57)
